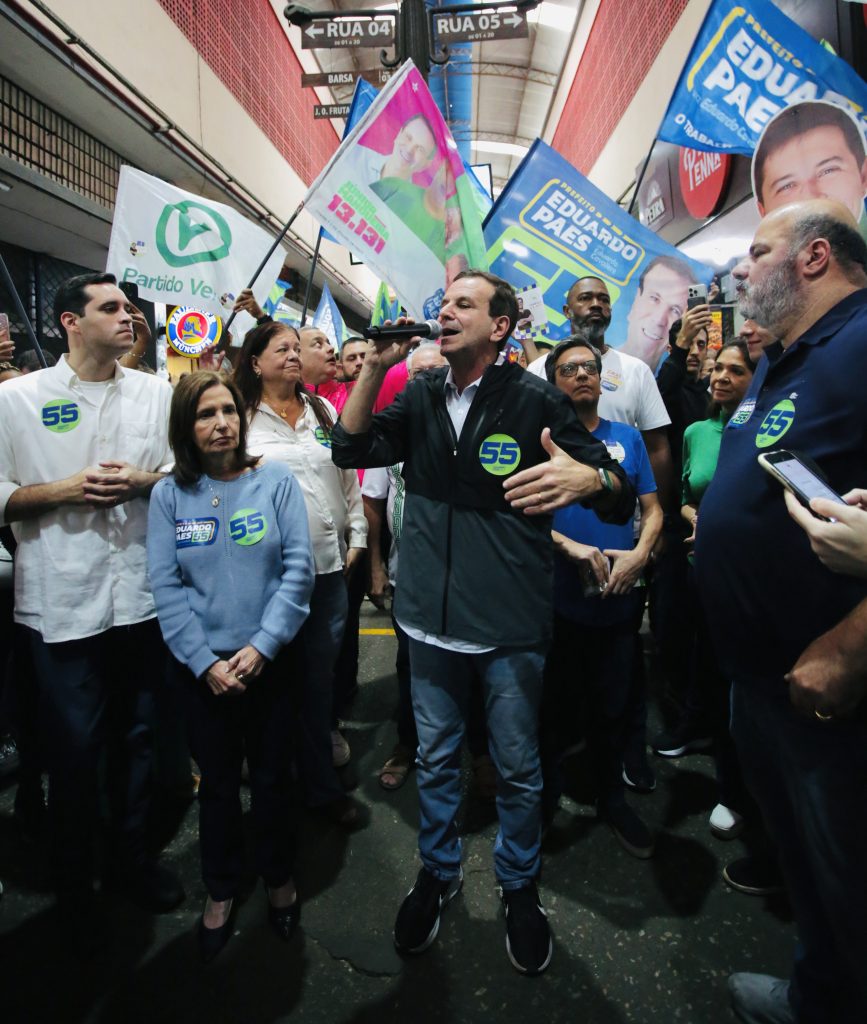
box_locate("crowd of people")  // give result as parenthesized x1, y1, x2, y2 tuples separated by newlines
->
(0, 195, 865, 1022)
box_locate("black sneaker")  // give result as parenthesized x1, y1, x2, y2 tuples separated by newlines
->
(622, 751, 656, 793)
(598, 802, 655, 859)
(651, 727, 712, 758)
(723, 855, 785, 897)
(501, 882, 552, 976)
(394, 866, 462, 954)
(0, 736, 19, 777)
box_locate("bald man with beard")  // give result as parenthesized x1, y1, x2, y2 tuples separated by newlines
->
(695, 199, 867, 1024)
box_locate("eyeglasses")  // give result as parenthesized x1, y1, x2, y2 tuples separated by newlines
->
(555, 360, 599, 378)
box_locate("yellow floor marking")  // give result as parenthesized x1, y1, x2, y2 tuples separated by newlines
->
(359, 627, 396, 636)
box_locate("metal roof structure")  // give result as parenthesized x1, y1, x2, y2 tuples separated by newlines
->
(295, 1, 582, 195)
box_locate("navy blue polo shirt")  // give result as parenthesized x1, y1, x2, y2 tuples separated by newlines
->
(694, 289, 867, 687)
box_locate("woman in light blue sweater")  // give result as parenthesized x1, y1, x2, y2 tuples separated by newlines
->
(147, 371, 314, 962)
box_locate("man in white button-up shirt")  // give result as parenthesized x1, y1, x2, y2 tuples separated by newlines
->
(0, 273, 183, 923)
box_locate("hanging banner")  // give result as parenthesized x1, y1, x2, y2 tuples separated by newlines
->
(304, 60, 488, 319)
(107, 167, 286, 320)
(658, 0, 867, 157)
(483, 140, 712, 369)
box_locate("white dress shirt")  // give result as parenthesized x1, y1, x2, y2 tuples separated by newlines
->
(398, 359, 502, 655)
(247, 397, 366, 574)
(0, 355, 172, 642)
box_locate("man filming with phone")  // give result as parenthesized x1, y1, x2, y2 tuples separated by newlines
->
(694, 199, 867, 1024)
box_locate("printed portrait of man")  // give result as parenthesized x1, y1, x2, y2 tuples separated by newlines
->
(752, 100, 867, 226)
(619, 255, 697, 370)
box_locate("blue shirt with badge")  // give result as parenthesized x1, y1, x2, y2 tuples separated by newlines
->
(553, 418, 656, 626)
(695, 289, 867, 687)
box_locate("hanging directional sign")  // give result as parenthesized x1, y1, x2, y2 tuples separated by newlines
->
(432, 8, 529, 43)
(302, 69, 394, 89)
(301, 17, 395, 49)
(314, 104, 351, 120)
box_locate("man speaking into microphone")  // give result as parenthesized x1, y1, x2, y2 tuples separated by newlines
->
(332, 270, 633, 976)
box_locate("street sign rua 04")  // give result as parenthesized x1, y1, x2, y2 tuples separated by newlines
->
(301, 16, 395, 49)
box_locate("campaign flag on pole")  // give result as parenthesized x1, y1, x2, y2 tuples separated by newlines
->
(370, 280, 400, 326)
(321, 79, 380, 246)
(483, 140, 712, 370)
(304, 60, 488, 319)
(657, 0, 867, 156)
(312, 281, 345, 349)
(107, 167, 286, 319)
(263, 278, 290, 316)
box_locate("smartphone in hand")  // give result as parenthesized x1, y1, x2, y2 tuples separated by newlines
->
(758, 449, 847, 522)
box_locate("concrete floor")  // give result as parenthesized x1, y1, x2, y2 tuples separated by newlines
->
(0, 602, 794, 1024)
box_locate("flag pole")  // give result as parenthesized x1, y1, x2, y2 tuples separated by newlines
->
(299, 228, 324, 328)
(0, 252, 48, 368)
(221, 200, 305, 338)
(627, 138, 657, 217)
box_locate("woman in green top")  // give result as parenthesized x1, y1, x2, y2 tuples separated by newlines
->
(681, 341, 756, 542)
(665, 341, 756, 842)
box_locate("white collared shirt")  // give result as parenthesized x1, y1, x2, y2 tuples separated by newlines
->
(0, 355, 172, 642)
(247, 397, 366, 574)
(398, 355, 505, 655)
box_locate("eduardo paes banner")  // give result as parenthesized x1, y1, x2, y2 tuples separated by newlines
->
(658, 0, 867, 155)
(106, 167, 286, 320)
(484, 140, 711, 370)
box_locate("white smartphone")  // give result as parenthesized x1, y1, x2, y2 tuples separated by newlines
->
(757, 450, 847, 522)
(687, 284, 708, 310)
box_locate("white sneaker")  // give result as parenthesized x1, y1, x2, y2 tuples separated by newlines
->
(331, 730, 351, 768)
(709, 803, 745, 840)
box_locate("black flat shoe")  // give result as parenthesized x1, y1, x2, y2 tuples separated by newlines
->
(267, 898, 301, 941)
(198, 903, 234, 963)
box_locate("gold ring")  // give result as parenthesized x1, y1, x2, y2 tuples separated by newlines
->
(237, 672, 245, 680)
(814, 709, 833, 721)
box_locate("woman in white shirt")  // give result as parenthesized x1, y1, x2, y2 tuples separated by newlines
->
(234, 322, 367, 827)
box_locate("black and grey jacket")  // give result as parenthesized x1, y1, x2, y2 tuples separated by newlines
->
(331, 360, 634, 648)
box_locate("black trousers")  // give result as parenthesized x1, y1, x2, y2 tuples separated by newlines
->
(541, 599, 643, 815)
(27, 619, 161, 894)
(181, 645, 299, 901)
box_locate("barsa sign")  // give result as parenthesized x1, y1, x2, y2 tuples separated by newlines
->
(698, 17, 865, 135)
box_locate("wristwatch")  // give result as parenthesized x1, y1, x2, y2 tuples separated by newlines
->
(598, 466, 614, 493)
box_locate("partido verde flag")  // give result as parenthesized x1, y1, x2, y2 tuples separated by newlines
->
(658, 0, 867, 155)
(305, 60, 488, 319)
(107, 167, 285, 320)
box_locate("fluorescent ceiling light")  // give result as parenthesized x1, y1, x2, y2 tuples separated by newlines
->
(472, 140, 529, 158)
(0, 177, 12, 193)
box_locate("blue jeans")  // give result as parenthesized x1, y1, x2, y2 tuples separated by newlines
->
(409, 638, 545, 890)
(731, 682, 867, 1024)
(297, 572, 348, 807)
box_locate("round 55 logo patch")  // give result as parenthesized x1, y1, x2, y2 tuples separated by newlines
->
(314, 426, 332, 449)
(41, 400, 80, 433)
(229, 508, 268, 546)
(479, 433, 521, 476)
(755, 399, 795, 449)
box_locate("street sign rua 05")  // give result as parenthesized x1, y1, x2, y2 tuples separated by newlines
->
(433, 8, 528, 44)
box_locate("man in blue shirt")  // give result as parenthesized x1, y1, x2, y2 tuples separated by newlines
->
(695, 198, 867, 1024)
(542, 335, 662, 859)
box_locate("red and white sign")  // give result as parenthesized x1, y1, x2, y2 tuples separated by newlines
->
(678, 148, 732, 219)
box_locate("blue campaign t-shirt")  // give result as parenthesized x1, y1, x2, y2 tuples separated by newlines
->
(694, 290, 867, 687)
(553, 418, 656, 626)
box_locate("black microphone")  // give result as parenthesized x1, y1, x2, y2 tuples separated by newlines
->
(363, 319, 443, 342)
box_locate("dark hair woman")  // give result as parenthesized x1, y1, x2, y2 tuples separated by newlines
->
(235, 324, 367, 827)
(147, 370, 314, 961)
